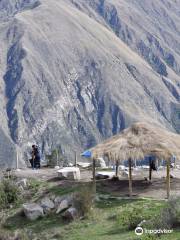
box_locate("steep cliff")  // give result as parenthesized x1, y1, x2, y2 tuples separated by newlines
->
(0, 0, 179, 167)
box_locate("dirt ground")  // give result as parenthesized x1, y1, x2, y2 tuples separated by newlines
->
(13, 167, 180, 200)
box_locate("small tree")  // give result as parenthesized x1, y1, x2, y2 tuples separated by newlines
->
(46, 147, 67, 167)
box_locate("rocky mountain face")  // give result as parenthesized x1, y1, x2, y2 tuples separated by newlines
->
(0, 0, 179, 168)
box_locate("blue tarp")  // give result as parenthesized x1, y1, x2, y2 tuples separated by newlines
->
(81, 150, 92, 158)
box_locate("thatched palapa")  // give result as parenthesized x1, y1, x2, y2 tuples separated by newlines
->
(91, 122, 180, 162)
(88, 122, 180, 198)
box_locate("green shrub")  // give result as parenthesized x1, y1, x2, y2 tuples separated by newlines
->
(146, 197, 180, 231)
(167, 197, 180, 227)
(0, 230, 28, 240)
(46, 147, 67, 167)
(0, 184, 7, 209)
(0, 179, 20, 209)
(3, 180, 20, 204)
(28, 179, 41, 190)
(73, 183, 94, 218)
(117, 206, 144, 230)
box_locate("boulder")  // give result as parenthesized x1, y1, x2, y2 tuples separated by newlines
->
(17, 178, 28, 189)
(62, 207, 78, 220)
(56, 199, 69, 214)
(121, 170, 136, 177)
(77, 162, 91, 168)
(57, 167, 81, 180)
(54, 196, 64, 207)
(118, 165, 127, 171)
(40, 197, 55, 213)
(96, 158, 106, 168)
(96, 171, 115, 179)
(23, 203, 44, 220)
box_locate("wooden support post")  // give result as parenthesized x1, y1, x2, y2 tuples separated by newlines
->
(108, 153, 110, 167)
(92, 158, 96, 193)
(16, 148, 20, 171)
(110, 153, 112, 167)
(128, 158, 132, 197)
(56, 149, 59, 166)
(16, 150, 19, 170)
(166, 158, 170, 199)
(115, 160, 119, 177)
(149, 160, 152, 181)
(74, 151, 77, 167)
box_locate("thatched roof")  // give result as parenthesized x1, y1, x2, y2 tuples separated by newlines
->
(91, 122, 180, 161)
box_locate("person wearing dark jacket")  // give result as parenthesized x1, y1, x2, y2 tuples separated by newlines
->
(29, 145, 41, 169)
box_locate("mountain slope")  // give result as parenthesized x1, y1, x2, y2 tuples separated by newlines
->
(0, 0, 179, 166)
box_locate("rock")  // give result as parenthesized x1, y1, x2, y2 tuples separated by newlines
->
(121, 170, 136, 177)
(54, 166, 60, 170)
(96, 171, 115, 179)
(56, 199, 69, 214)
(77, 162, 91, 168)
(23, 203, 44, 220)
(138, 219, 147, 227)
(54, 196, 63, 207)
(65, 195, 73, 206)
(54, 195, 73, 209)
(96, 158, 106, 168)
(50, 194, 56, 201)
(40, 197, 55, 213)
(118, 165, 126, 170)
(62, 207, 78, 220)
(68, 163, 74, 167)
(17, 178, 28, 189)
(57, 167, 81, 180)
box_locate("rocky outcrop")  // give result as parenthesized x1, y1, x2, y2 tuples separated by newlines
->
(23, 203, 44, 220)
(23, 194, 79, 221)
(40, 197, 55, 213)
(62, 207, 79, 221)
(56, 199, 69, 214)
(0, 0, 41, 20)
(0, 0, 179, 167)
(80, 0, 180, 76)
(0, 127, 17, 169)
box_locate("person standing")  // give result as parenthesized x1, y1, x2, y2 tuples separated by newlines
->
(30, 145, 41, 169)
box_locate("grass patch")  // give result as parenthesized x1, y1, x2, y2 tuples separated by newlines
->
(1, 182, 180, 240)
(0, 179, 22, 209)
(49, 183, 81, 196)
(4, 211, 63, 234)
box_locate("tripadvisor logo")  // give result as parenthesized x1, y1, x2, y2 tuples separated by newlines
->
(135, 227, 173, 236)
(135, 227, 144, 236)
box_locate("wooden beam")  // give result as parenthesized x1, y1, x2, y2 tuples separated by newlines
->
(115, 160, 119, 177)
(149, 159, 152, 181)
(74, 151, 77, 167)
(92, 158, 96, 193)
(166, 158, 170, 199)
(107, 153, 110, 167)
(56, 149, 59, 166)
(128, 158, 133, 197)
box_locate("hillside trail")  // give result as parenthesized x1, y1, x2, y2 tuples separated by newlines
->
(12, 168, 180, 200)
